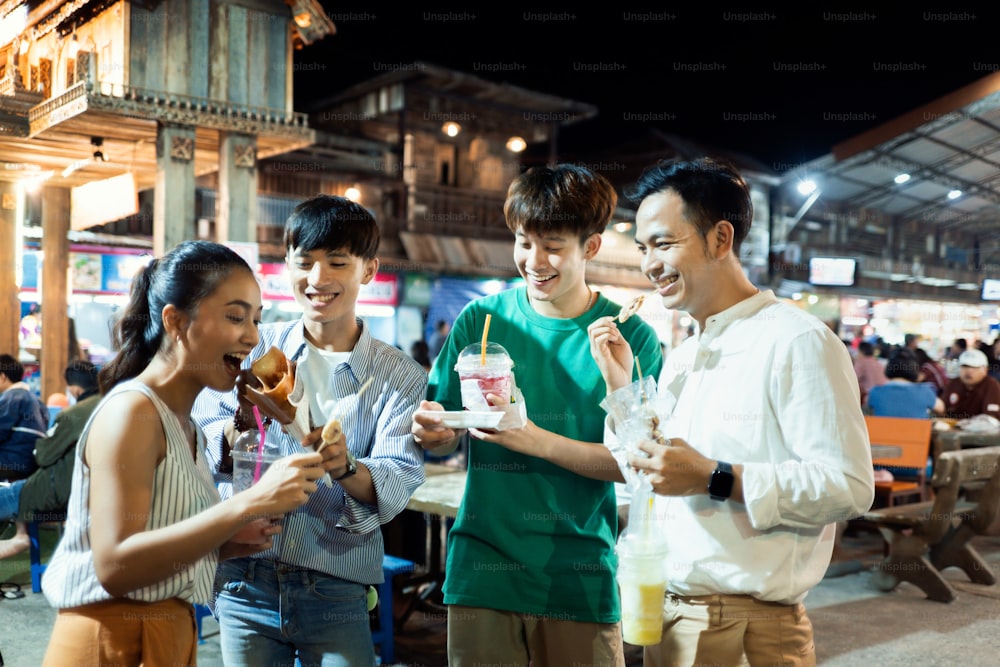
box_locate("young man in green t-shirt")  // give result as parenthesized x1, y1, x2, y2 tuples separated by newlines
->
(412, 164, 664, 666)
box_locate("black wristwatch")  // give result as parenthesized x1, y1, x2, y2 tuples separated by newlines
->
(333, 451, 358, 481)
(708, 460, 734, 501)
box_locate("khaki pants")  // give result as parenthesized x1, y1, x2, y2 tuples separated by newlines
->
(645, 593, 816, 667)
(448, 604, 626, 667)
(43, 597, 196, 667)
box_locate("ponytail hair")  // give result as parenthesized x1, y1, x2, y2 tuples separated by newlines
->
(99, 240, 253, 392)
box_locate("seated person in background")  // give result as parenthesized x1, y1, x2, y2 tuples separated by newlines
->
(853, 340, 887, 405)
(867, 348, 944, 419)
(0, 360, 101, 559)
(939, 349, 1000, 420)
(0, 354, 49, 481)
(913, 346, 948, 397)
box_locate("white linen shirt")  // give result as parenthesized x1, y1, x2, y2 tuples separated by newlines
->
(613, 290, 875, 605)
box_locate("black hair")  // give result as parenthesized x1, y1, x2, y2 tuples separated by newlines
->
(885, 348, 920, 382)
(503, 164, 617, 242)
(625, 156, 753, 254)
(99, 240, 253, 392)
(410, 340, 431, 368)
(0, 354, 24, 383)
(283, 194, 380, 260)
(64, 359, 99, 392)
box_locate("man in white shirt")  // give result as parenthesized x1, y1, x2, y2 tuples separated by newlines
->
(588, 157, 875, 667)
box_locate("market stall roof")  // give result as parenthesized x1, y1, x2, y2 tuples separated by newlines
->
(783, 70, 1000, 241)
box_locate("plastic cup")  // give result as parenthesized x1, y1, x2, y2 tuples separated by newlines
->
(617, 540, 667, 646)
(232, 450, 282, 494)
(454, 342, 514, 410)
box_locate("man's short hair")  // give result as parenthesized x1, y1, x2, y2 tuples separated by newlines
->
(503, 164, 617, 242)
(283, 194, 380, 260)
(64, 360, 99, 392)
(0, 354, 24, 383)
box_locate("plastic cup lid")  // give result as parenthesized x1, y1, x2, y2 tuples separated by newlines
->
(455, 341, 514, 372)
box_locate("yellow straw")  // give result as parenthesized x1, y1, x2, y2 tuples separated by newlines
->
(481, 313, 492, 365)
(635, 356, 647, 404)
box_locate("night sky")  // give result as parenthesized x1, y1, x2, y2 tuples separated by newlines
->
(296, 6, 999, 173)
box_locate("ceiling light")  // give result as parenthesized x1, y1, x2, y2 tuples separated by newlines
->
(947, 189, 962, 200)
(505, 136, 527, 152)
(293, 12, 312, 28)
(893, 173, 910, 184)
(441, 122, 461, 137)
(68, 33, 79, 58)
(345, 185, 361, 202)
(796, 179, 817, 196)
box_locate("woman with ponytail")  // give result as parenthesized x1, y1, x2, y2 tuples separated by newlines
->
(41, 240, 330, 666)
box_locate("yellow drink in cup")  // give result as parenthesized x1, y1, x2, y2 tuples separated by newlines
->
(616, 536, 667, 646)
(618, 577, 667, 645)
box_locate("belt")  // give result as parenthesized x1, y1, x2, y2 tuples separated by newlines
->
(667, 592, 795, 608)
(251, 559, 313, 572)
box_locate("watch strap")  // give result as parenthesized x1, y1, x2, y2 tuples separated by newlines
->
(332, 451, 358, 481)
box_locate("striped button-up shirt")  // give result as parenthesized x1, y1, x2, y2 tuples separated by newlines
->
(192, 318, 427, 585)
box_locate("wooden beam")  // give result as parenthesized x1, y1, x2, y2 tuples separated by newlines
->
(41, 186, 69, 401)
(0, 183, 19, 357)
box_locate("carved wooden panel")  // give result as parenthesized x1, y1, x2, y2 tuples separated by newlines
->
(39, 58, 51, 98)
(77, 52, 91, 85)
(170, 136, 194, 162)
(234, 144, 256, 168)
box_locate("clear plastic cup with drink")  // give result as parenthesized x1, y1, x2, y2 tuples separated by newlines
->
(454, 341, 514, 411)
(616, 527, 668, 646)
(231, 427, 282, 493)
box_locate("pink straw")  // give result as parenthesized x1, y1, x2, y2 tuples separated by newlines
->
(252, 405, 267, 483)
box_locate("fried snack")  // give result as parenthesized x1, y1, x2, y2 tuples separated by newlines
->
(320, 416, 343, 448)
(248, 346, 296, 422)
(648, 414, 669, 446)
(617, 294, 647, 323)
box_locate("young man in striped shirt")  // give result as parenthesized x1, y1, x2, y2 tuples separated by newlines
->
(193, 196, 427, 666)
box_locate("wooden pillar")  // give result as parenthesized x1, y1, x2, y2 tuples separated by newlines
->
(153, 122, 197, 257)
(0, 183, 20, 356)
(217, 131, 257, 243)
(40, 187, 70, 400)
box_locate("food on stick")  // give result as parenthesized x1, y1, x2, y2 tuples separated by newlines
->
(617, 294, 647, 323)
(320, 416, 342, 447)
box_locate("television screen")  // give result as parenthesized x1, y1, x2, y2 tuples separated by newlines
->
(809, 257, 856, 286)
(982, 278, 1000, 301)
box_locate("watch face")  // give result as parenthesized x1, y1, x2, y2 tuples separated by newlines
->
(709, 463, 734, 500)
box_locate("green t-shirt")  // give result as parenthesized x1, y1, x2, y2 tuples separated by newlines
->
(428, 287, 664, 622)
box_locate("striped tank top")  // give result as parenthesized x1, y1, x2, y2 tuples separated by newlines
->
(43, 380, 221, 607)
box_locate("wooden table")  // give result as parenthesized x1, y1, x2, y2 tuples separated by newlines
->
(396, 463, 467, 628)
(405, 463, 466, 519)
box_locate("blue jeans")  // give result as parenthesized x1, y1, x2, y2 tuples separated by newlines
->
(0, 480, 25, 520)
(215, 558, 376, 667)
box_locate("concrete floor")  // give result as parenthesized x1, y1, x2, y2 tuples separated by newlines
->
(3, 525, 1000, 666)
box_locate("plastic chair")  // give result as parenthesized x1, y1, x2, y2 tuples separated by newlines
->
(28, 513, 67, 593)
(194, 603, 213, 643)
(371, 554, 416, 664)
